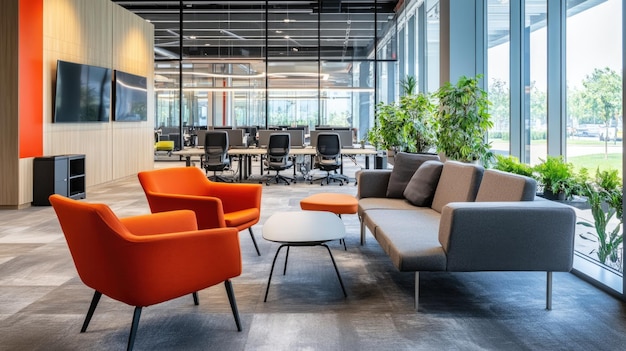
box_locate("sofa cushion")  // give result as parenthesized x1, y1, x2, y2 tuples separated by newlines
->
(475, 169, 537, 202)
(366, 209, 447, 272)
(386, 152, 440, 198)
(357, 197, 418, 218)
(431, 161, 484, 213)
(403, 160, 444, 207)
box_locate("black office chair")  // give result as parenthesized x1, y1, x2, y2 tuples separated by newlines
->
(309, 133, 349, 186)
(263, 133, 295, 186)
(203, 131, 232, 182)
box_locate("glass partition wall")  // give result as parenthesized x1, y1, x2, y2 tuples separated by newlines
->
(152, 0, 397, 144)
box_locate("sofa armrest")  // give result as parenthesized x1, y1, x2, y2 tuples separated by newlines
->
(438, 201, 576, 272)
(356, 170, 392, 199)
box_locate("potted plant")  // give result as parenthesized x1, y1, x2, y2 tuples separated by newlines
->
(578, 168, 623, 267)
(367, 76, 437, 157)
(434, 75, 493, 165)
(492, 155, 534, 177)
(533, 156, 576, 200)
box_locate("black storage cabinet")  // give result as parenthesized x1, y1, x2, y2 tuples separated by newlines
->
(33, 154, 86, 206)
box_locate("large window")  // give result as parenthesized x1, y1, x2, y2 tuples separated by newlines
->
(426, 0, 440, 93)
(487, 0, 511, 156)
(483, 0, 623, 294)
(524, 0, 548, 165)
(566, 0, 623, 289)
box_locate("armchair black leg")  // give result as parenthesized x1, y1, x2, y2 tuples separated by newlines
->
(81, 290, 102, 333)
(249, 228, 261, 256)
(224, 280, 242, 332)
(127, 307, 142, 351)
(192, 292, 199, 305)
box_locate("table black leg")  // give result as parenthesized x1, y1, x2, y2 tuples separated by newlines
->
(283, 246, 290, 275)
(340, 154, 344, 174)
(322, 244, 347, 297)
(264, 244, 287, 302)
(185, 156, 192, 167)
(238, 156, 243, 182)
(365, 155, 370, 169)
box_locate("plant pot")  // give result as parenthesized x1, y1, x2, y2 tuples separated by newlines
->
(387, 149, 395, 166)
(375, 154, 388, 169)
(540, 189, 566, 201)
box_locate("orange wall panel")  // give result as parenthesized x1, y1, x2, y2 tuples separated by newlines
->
(18, 0, 43, 158)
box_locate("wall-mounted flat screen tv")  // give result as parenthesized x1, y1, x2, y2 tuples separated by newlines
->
(113, 70, 148, 122)
(53, 60, 111, 123)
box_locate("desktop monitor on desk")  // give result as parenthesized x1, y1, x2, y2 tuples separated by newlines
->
(287, 129, 305, 148)
(197, 129, 245, 148)
(310, 130, 353, 148)
(258, 129, 304, 148)
(226, 129, 245, 148)
(195, 130, 207, 147)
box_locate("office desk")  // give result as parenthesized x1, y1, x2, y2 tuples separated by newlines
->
(172, 146, 378, 181)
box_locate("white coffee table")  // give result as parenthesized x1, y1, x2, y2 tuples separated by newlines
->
(262, 211, 347, 302)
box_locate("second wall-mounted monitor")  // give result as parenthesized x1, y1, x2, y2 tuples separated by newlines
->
(113, 70, 148, 121)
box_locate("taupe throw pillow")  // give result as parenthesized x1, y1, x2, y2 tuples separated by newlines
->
(386, 152, 440, 198)
(403, 160, 444, 206)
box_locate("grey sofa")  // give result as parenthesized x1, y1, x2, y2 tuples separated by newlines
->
(356, 155, 577, 310)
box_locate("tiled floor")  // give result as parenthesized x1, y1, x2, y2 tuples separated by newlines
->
(1, 157, 626, 350)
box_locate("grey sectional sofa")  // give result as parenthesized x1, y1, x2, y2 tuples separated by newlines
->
(356, 153, 577, 310)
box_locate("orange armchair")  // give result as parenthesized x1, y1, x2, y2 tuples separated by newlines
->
(138, 166, 263, 255)
(49, 194, 242, 351)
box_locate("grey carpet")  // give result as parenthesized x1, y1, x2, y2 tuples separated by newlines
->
(1, 158, 625, 350)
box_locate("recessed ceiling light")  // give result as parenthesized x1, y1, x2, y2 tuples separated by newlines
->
(189, 36, 196, 39)
(276, 30, 283, 34)
(284, 35, 290, 39)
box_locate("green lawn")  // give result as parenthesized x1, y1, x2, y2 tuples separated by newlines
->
(568, 153, 623, 177)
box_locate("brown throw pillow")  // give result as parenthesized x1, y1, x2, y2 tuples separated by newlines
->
(386, 152, 440, 198)
(403, 160, 444, 206)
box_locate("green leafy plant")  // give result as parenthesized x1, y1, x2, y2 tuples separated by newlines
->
(578, 168, 623, 266)
(533, 156, 577, 200)
(434, 75, 493, 164)
(493, 155, 534, 177)
(367, 77, 436, 153)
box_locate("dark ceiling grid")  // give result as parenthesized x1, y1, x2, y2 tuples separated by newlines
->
(112, 0, 399, 60)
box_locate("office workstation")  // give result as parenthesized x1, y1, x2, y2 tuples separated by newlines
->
(173, 141, 377, 182)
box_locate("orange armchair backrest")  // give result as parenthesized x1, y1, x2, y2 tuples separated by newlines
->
(138, 166, 211, 196)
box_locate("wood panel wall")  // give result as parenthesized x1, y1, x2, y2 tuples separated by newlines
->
(111, 4, 155, 180)
(0, 1, 20, 207)
(32, 0, 154, 203)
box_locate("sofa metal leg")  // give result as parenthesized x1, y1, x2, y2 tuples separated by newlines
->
(360, 220, 366, 245)
(415, 272, 419, 311)
(546, 271, 552, 310)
